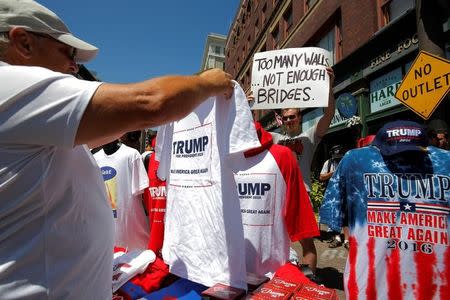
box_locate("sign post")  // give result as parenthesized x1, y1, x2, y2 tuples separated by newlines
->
(394, 51, 450, 119)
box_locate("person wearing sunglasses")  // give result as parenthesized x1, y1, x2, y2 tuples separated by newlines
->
(427, 119, 449, 150)
(0, 0, 233, 298)
(271, 67, 335, 194)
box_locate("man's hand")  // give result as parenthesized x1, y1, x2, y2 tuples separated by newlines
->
(246, 90, 255, 102)
(198, 68, 234, 99)
(326, 67, 335, 89)
(319, 171, 333, 182)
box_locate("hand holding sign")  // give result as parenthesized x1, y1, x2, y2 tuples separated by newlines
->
(250, 47, 332, 110)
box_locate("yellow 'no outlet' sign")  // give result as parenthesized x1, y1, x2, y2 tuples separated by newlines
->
(395, 51, 450, 120)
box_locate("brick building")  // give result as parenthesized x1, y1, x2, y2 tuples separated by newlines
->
(225, 0, 449, 174)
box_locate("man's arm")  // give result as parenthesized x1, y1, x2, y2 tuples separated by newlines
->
(319, 171, 333, 182)
(315, 67, 335, 138)
(75, 68, 233, 147)
(299, 238, 317, 273)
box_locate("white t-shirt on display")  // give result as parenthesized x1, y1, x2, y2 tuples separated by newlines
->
(94, 144, 150, 250)
(230, 125, 319, 276)
(0, 62, 113, 299)
(156, 83, 260, 289)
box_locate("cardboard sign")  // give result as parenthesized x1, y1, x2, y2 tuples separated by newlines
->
(395, 51, 450, 120)
(250, 47, 332, 110)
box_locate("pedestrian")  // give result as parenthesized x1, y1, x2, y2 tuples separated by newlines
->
(319, 145, 349, 249)
(319, 120, 450, 299)
(120, 130, 143, 152)
(271, 67, 335, 194)
(427, 119, 449, 150)
(0, 0, 233, 298)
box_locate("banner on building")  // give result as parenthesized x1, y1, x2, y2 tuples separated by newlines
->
(250, 47, 331, 110)
(369, 68, 402, 114)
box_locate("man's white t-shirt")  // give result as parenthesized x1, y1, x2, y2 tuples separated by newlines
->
(94, 144, 150, 250)
(320, 158, 339, 175)
(0, 62, 114, 298)
(156, 83, 260, 289)
(271, 123, 319, 192)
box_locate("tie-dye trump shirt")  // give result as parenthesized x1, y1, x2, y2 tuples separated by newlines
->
(320, 146, 450, 300)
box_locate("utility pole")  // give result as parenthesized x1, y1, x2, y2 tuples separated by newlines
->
(415, 0, 449, 56)
(415, 0, 450, 120)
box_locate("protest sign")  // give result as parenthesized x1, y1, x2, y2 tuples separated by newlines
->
(250, 47, 332, 110)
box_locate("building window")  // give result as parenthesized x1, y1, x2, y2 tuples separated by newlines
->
(314, 23, 343, 65)
(262, 3, 267, 27)
(305, 0, 318, 11)
(215, 60, 224, 70)
(208, 57, 215, 69)
(241, 11, 246, 25)
(378, 0, 414, 28)
(215, 45, 222, 55)
(272, 24, 281, 48)
(260, 43, 266, 53)
(283, 3, 293, 37)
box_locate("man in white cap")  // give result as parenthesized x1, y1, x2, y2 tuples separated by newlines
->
(0, 0, 233, 298)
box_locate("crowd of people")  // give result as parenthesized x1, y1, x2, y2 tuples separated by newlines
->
(1, 1, 449, 299)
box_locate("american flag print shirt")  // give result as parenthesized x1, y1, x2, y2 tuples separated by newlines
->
(320, 146, 450, 300)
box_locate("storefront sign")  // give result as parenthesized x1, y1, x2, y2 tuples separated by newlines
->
(370, 34, 418, 69)
(250, 47, 331, 110)
(370, 68, 402, 113)
(330, 108, 350, 128)
(395, 51, 450, 120)
(336, 93, 357, 118)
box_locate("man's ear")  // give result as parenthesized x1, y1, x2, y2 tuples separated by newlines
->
(8, 27, 34, 59)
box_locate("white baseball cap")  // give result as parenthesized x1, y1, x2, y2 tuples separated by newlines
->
(0, 0, 98, 63)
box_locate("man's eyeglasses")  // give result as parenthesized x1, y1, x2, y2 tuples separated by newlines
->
(282, 115, 297, 122)
(29, 32, 77, 61)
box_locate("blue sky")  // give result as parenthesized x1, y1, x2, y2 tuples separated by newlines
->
(38, 1, 240, 83)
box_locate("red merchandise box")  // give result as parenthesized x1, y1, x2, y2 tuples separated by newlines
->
(246, 272, 269, 292)
(201, 283, 246, 300)
(247, 285, 292, 299)
(265, 277, 300, 293)
(292, 283, 338, 300)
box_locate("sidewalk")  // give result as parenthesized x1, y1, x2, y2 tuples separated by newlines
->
(291, 223, 347, 300)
